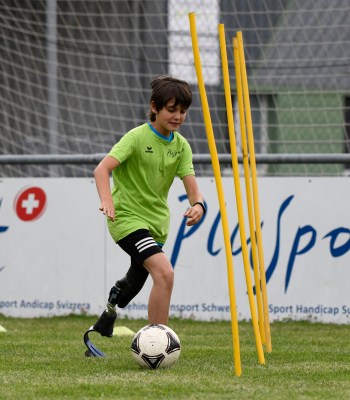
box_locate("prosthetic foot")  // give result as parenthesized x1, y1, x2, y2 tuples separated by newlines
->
(93, 310, 117, 338)
(83, 311, 117, 357)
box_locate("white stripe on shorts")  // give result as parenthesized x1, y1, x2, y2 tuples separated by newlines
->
(135, 237, 158, 253)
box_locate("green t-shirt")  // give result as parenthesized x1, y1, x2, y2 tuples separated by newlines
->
(107, 123, 195, 244)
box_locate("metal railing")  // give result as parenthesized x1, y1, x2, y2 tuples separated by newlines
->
(1, 153, 350, 165)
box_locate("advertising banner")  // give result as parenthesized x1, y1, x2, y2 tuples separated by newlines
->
(0, 177, 349, 323)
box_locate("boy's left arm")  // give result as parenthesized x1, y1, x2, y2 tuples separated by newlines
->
(182, 175, 205, 226)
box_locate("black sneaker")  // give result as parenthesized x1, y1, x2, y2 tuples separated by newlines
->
(93, 310, 117, 338)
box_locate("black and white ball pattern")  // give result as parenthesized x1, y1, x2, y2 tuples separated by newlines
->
(131, 324, 181, 369)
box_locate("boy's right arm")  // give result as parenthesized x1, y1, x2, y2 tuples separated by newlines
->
(93, 155, 120, 222)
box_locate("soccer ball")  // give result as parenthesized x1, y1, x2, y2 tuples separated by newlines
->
(131, 324, 181, 369)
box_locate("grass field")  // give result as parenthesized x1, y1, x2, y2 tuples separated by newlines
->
(0, 315, 349, 400)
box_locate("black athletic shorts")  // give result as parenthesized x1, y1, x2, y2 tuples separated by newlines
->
(117, 229, 163, 265)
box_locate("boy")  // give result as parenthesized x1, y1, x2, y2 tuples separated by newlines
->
(92, 75, 206, 338)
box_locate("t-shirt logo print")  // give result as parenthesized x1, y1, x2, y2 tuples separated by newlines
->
(145, 146, 153, 153)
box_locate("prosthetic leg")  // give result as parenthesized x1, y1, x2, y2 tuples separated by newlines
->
(84, 260, 149, 357)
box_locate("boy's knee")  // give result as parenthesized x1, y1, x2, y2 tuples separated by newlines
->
(158, 267, 174, 288)
(167, 267, 174, 282)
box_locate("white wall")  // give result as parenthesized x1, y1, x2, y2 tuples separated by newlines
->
(0, 177, 349, 323)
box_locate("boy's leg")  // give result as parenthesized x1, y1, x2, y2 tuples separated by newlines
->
(93, 229, 169, 336)
(142, 252, 174, 325)
(93, 260, 149, 337)
(114, 260, 149, 308)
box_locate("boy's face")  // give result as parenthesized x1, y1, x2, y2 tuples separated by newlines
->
(151, 98, 188, 137)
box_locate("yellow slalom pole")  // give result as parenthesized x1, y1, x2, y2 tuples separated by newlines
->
(219, 24, 265, 366)
(237, 31, 272, 352)
(189, 12, 242, 377)
(233, 37, 265, 345)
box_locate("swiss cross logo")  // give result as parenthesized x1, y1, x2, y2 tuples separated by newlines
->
(14, 187, 47, 222)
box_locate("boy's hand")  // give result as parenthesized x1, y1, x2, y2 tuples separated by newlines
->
(184, 204, 203, 226)
(99, 199, 115, 221)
